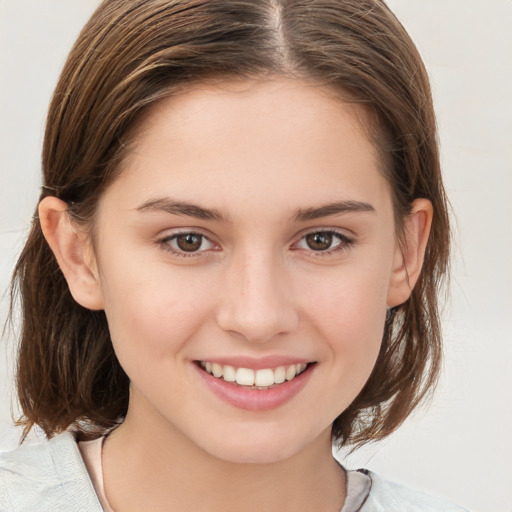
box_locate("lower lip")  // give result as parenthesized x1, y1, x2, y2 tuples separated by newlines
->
(194, 363, 314, 411)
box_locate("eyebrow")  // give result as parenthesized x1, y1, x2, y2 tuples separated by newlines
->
(293, 200, 375, 222)
(135, 197, 375, 222)
(136, 198, 226, 221)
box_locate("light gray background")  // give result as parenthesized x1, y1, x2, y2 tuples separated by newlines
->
(1, 2, 511, 511)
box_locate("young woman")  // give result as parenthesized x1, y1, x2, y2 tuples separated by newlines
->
(1, 1, 467, 510)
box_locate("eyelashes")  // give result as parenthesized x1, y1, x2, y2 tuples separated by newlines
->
(292, 230, 354, 255)
(158, 229, 355, 259)
(158, 231, 219, 258)
(164, 232, 217, 254)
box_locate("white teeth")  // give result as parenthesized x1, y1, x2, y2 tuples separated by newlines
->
(274, 366, 286, 384)
(211, 363, 223, 378)
(199, 361, 309, 388)
(236, 367, 255, 386)
(223, 365, 236, 382)
(255, 369, 275, 387)
(285, 365, 297, 381)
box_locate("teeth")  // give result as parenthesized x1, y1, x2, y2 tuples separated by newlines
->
(274, 366, 286, 384)
(199, 361, 309, 388)
(211, 363, 223, 378)
(255, 369, 274, 387)
(285, 365, 296, 381)
(223, 365, 236, 382)
(236, 367, 255, 386)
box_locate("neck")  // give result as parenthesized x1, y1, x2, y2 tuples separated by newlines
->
(102, 406, 345, 512)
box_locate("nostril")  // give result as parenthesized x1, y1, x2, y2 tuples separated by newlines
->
(214, 270, 299, 342)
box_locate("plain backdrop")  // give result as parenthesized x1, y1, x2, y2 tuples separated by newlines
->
(1, 2, 511, 511)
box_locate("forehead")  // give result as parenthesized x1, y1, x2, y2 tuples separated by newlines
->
(105, 79, 392, 217)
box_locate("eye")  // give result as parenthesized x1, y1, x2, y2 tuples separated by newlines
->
(294, 230, 354, 254)
(161, 232, 217, 255)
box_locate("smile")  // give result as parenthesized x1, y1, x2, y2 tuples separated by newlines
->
(198, 361, 309, 389)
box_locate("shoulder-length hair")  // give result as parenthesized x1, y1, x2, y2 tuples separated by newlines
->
(11, 0, 449, 447)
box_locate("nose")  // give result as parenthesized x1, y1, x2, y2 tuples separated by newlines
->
(215, 250, 299, 344)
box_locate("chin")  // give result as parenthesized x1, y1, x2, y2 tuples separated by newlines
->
(206, 441, 300, 465)
(195, 424, 325, 465)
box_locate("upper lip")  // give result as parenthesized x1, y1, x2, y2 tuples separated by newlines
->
(194, 355, 315, 370)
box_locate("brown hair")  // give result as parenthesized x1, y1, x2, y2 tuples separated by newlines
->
(10, 0, 450, 447)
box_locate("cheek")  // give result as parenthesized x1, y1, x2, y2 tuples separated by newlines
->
(300, 260, 391, 364)
(97, 254, 214, 362)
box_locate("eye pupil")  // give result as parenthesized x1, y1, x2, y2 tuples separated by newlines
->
(176, 234, 202, 252)
(306, 232, 333, 251)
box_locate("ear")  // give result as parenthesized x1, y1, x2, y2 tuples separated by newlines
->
(39, 196, 104, 310)
(387, 198, 433, 308)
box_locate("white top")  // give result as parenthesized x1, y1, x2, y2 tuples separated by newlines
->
(0, 432, 469, 511)
(79, 435, 372, 512)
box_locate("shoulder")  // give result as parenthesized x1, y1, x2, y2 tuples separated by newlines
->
(0, 432, 103, 512)
(360, 470, 470, 512)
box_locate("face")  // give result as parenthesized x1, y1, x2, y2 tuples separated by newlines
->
(90, 79, 404, 463)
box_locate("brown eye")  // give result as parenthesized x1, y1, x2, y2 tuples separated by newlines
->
(161, 232, 216, 257)
(294, 230, 354, 255)
(175, 233, 204, 252)
(305, 232, 334, 251)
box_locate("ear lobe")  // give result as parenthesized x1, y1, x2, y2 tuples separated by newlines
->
(387, 198, 433, 308)
(38, 196, 104, 310)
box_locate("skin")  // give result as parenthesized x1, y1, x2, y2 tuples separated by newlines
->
(40, 79, 432, 512)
